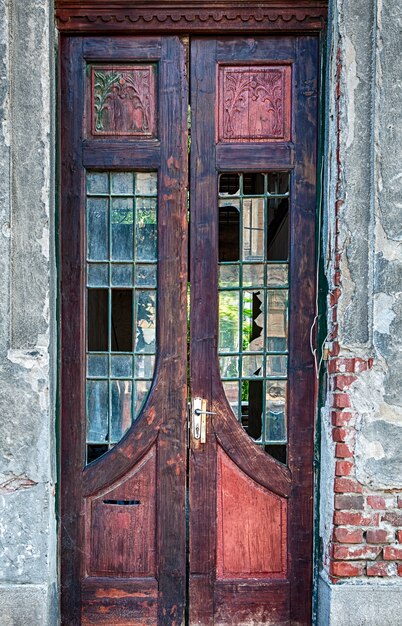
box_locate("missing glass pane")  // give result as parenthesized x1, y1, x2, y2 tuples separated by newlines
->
(88, 289, 108, 351)
(219, 173, 240, 195)
(87, 444, 109, 464)
(264, 444, 287, 464)
(219, 205, 240, 262)
(267, 172, 289, 195)
(243, 173, 264, 195)
(241, 380, 263, 441)
(267, 197, 289, 261)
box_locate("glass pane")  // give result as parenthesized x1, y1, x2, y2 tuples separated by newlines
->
(267, 290, 288, 352)
(267, 264, 288, 286)
(111, 197, 134, 261)
(223, 381, 239, 418)
(136, 172, 158, 196)
(241, 380, 263, 440)
(243, 173, 265, 195)
(135, 290, 156, 353)
(111, 172, 134, 195)
(243, 264, 264, 287)
(87, 289, 108, 351)
(111, 290, 133, 352)
(219, 265, 239, 288)
(87, 172, 108, 195)
(219, 355, 239, 379)
(219, 202, 240, 262)
(267, 197, 289, 261)
(265, 381, 287, 442)
(135, 354, 155, 379)
(88, 263, 108, 287)
(242, 355, 263, 378)
(219, 173, 240, 195)
(219, 291, 240, 352)
(267, 172, 289, 195)
(111, 355, 133, 378)
(111, 380, 132, 442)
(87, 354, 108, 378)
(243, 290, 264, 352)
(87, 380, 108, 442)
(266, 355, 288, 377)
(111, 264, 134, 287)
(135, 380, 151, 417)
(243, 198, 265, 261)
(136, 264, 157, 288)
(87, 197, 109, 260)
(136, 198, 157, 261)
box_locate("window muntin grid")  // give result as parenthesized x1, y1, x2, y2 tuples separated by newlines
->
(85, 171, 157, 465)
(218, 172, 290, 461)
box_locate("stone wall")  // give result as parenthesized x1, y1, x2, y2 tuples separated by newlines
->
(0, 0, 57, 624)
(318, 0, 402, 623)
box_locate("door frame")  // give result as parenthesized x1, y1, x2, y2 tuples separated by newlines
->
(56, 2, 328, 624)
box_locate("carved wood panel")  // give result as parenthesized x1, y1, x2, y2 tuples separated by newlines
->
(216, 447, 287, 578)
(90, 65, 157, 137)
(218, 65, 291, 143)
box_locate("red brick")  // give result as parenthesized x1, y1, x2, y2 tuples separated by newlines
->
(333, 545, 381, 560)
(382, 511, 402, 526)
(397, 530, 402, 543)
(333, 375, 357, 391)
(330, 342, 340, 357)
(398, 564, 402, 576)
(366, 529, 393, 544)
(328, 358, 356, 374)
(383, 546, 402, 560)
(335, 461, 354, 476)
(332, 411, 355, 427)
(335, 443, 354, 458)
(332, 394, 352, 410)
(333, 511, 380, 526)
(367, 496, 386, 510)
(332, 427, 354, 443)
(330, 561, 364, 577)
(367, 562, 395, 577)
(334, 527, 363, 543)
(334, 494, 364, 510)
(330, 288, 341, 307)
(334, 478, 363, 494)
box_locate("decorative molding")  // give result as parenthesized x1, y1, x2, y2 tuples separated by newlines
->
(55, 2, 327, 32)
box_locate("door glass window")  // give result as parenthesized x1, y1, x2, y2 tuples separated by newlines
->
(218, 172, 289, 462)
(86, 171, 157, 464)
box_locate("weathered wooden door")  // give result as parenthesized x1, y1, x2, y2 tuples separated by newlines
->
(60, 33, 318, 626)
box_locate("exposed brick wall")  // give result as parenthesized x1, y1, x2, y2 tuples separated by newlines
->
(326, 322, 402, 583)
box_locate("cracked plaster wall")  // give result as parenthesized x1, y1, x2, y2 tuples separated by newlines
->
(0, 0, 57, 624)
(319, 0, 402, 623)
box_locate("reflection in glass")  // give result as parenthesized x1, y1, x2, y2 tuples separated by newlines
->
(87, 380, 108, 442)
(85, 171, 158, 464)
(243, 198, 265, 261)
(87, 198, 109, 260)
(265, 381, 287, 442)
(219, 291, 240, 352)
(218, 172, 290, 459)
(111, 380, 132, 442)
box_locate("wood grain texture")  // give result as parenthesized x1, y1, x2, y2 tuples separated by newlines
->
(60, 35, 188, 625)
(216, 448, 287, 578)
(86, 448, 156, 577)
(216, 142, 294, 170)
(214, 580, 290, 626)
(217, 65, 291, 143)
(81, 578, 158, 626)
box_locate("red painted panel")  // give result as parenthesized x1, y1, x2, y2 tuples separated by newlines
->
(90, 65, 157, 137)
(217, 65, 291, 143)
(86, 447, 156, 577)
(217, 447, 287, 578)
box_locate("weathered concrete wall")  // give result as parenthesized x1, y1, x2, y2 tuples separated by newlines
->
(0, 0, 57, 624)
(318, 0, 402, 622)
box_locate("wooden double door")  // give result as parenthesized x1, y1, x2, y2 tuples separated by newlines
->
(60, 34, 318, 625)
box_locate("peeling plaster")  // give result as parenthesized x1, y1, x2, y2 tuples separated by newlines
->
(345, 37, 359, 149)
(373, 293, 396, 334)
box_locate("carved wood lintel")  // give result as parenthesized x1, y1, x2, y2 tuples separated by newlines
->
(55, 2, 327, 33)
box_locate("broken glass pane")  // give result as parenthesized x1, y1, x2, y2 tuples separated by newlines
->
(243, 290, 264, 352)
(135, 290, 156, 353)
(265, 381, 287, 442)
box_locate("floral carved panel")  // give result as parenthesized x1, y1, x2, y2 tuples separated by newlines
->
(218, 65, 291, 143)
(91, 65, 157, 137)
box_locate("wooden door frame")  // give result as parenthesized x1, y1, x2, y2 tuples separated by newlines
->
(57, 3, 327, 625)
